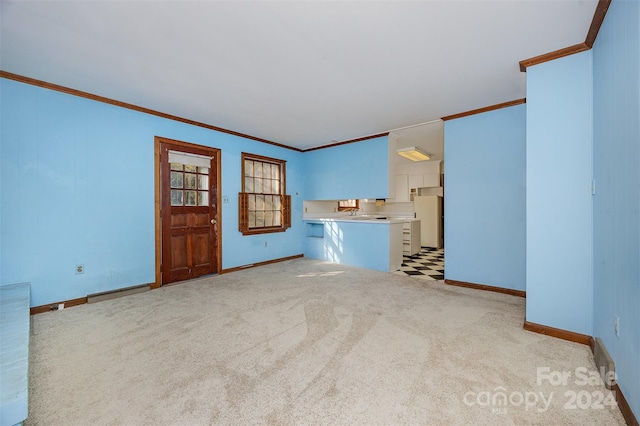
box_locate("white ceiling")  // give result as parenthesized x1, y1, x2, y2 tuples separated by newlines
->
(0, 1, 597, 151)
(393, 121, 444, 167)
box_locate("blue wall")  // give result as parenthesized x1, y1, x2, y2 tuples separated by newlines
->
(592, 0, 640, 418)
(444, 104, 526, 291)
(0, 79, 304, 306)
(303, 220, 392, 272)
(303, 136, 390, 200)
(525, 51, 594, 336)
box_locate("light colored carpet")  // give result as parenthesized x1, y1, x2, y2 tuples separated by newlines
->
(27, 258, 625, 425)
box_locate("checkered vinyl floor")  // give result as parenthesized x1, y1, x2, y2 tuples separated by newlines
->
(393, 248, 444, 280)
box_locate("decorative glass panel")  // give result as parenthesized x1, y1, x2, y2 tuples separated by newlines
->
(170, 163, 183, 171)
(184, 164, 197, 173)
(185, 191, 197, 206)
(171, 172, 183, 189)
(198, 191, 208, 206)
(198, 175, 209, 190)
(185, 173, 197, 189)
(171, 190, 183, 206)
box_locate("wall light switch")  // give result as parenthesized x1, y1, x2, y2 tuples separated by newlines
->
(223, 196, 230, 204)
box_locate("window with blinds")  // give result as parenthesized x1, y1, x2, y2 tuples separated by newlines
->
(239, 153, 291, 235)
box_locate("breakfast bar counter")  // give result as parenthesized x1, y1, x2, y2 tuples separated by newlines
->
(302, 216, 403, 272)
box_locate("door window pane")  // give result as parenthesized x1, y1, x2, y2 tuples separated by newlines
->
(185, 191, 197, 206)
(184, 164, 197, 173)
(185, 173, 197, 189)
(198, 191, 208, 206)
(171, 190, 183, 206)
(198, 167, 209, 174)
(171, 163, 183, 171)
(198, 175, 209, 190)
(171, 172, 183, 188)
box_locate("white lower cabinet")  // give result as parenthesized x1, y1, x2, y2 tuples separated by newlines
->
(402, 220, 421, 256)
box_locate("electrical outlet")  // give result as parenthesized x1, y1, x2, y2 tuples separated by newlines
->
(76, 264, 84, 274)
(614, 315, 620, 338)
(223, 196, 230, 204)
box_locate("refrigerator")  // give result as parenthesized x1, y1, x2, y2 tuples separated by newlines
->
(414, 195, 442, 249)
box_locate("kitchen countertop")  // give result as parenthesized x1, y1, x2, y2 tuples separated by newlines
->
(303, 216, 406, 224)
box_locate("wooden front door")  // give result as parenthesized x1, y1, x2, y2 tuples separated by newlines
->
(158, 138, 220, 285)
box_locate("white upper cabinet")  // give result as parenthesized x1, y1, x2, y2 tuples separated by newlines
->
(394, 174, 410, 202)
(423, 172, 440, 187)
(400, 160, 442, 192)
(409, 173, 425, 190)
(409, 172, 440, 191)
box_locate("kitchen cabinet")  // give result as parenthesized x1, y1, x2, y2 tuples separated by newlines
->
(408, 174, 424, 191)
(393, 174, 410, 202)
(409, 173, 440, 190)
(424, 173, 440, 187)
(402, 220, 421, 256)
